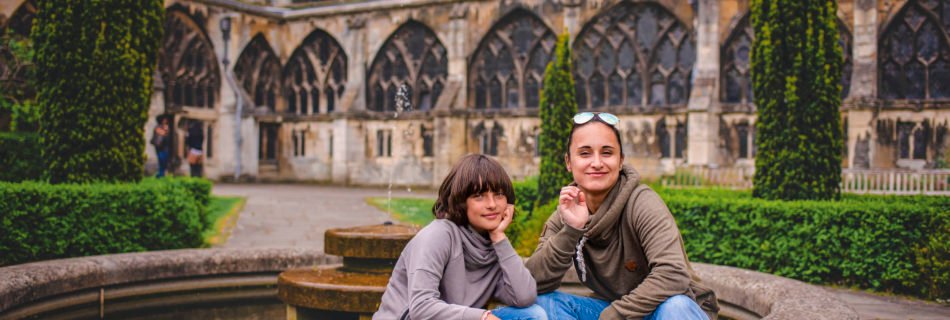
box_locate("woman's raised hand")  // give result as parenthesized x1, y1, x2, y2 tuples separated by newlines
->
(559, 186, 590, 229)
(489, 204, 514, 243)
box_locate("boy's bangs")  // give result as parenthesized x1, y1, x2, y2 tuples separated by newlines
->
(454, 157, 513, 200)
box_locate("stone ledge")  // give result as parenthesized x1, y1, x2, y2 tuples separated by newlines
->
(559, 263, 858, 320)
(0, 247, 333, 313)
(692, 263, 858, 319)
(1, 250, 860, 319)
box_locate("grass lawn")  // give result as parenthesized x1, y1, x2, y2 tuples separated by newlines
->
(203, 195, 246, 246)
(366, 197, 436, 227)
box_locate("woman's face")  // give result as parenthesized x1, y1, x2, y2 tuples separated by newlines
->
(466, 190, 507, 234)
(564, 122, 623, 195)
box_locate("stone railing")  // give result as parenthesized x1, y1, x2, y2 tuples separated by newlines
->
(0, 248, 858, 319)
(659, 166, 755, 189)
(659, 166, 950, 196)
(841, 169, 950, 195)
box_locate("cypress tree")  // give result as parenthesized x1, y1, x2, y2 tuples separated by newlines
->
(751, 0, 843, 200)
(33, 0, 164, 183)
(538, 33, 578, 205)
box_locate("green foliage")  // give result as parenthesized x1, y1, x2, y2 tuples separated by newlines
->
(513, 175, 539, 217)
(367, 197, 437, 227)
(508, 200, 557, 257)
(0, 30, 37, 132)
(538, 33, 578, 205)
(0, 132, 42, 182)
(159, 177, 213, 208)
(203, 196, 246, 246)
(751, 0, 843, 200)
(664, 189, 949, 299)
(0, 178, 209, 266)
(33, 0, 165, 183)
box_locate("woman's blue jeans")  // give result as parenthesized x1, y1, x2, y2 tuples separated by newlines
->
(496, 291, 707, 320)
(492, 303, 547, 320)
(156, 150, 169, 177)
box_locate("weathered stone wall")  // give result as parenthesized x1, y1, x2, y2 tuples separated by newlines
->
(3, 0, 948, 186)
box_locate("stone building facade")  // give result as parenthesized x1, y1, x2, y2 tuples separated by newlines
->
(3, 0, 949, 186)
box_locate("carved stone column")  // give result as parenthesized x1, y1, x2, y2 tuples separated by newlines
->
(687, 0, 721, 167)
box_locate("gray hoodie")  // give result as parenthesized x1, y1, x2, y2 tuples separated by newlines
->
(374, 219, 538, 320)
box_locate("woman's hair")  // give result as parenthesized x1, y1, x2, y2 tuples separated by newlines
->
(432, 154, 515, 226)
(565, 120, 625, 159)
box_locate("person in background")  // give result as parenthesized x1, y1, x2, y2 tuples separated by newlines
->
(150, 115, 170, 177)
(185, 121, 204, 177)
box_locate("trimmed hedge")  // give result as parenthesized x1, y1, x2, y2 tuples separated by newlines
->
(0, 132, 42, 182)
(663, 189, 949, 300)
(0, 178, 209, 266)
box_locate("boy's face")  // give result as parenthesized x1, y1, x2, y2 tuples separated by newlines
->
(465, 190, 507, 234)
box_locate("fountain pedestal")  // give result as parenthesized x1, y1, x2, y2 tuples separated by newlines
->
(278, 223, 419, 320)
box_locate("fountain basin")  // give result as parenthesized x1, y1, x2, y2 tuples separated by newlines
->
(277, 223, 417, 319)
(0, 243, 859, 319)
(277, 267, 388, 313)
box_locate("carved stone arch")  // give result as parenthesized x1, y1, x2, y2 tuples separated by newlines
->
(235, 33, 281, 112)
(283, 29, 347, 115)
(574, 1, 696, 110)
(159, 8, 221, 110)
(720, 14, 753, 104)
(366, 20, 448, 112)
(469, 8, 556, 110)
(879, 0, 950, 100)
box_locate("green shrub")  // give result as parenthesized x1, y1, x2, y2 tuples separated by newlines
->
(513, 175, 539, 217)
(538, 33, 577, 205)
(143, 177, 213, 228)
(665, 190, 949, 299)
(0, 132, 42, 182)
(751, 0, 843, 200)
(0, 179, 206, 266)
(158, 176, 212, 206)
(509, 200, 558, 257)
(33, 0, 164, 183)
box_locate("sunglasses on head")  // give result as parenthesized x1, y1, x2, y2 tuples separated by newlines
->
(573, 112, 619, 126)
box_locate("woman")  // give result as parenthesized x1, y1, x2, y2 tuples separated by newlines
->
(185, 121, 204, 177)
(374, 154, 546, 320)
(150, 115, 170, 177)
(524, 112, 718, 320)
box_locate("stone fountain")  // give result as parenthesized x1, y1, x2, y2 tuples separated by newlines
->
(277, 222, 419, 320)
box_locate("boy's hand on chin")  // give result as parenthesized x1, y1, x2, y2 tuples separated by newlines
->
(489, 204, 514, 243)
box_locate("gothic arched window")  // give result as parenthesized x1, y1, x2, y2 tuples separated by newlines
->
(367, 21, 448, 112)
(470, 9, 556, 109)
(880, 0, 950, 100)
(159, 9, 220, 109)
(284, 30, 347, 115)
(574, 2, 695, 109)
(721, 16, 753, 104)
(722, 15, 854, 103)
(235, 34, 281, 112)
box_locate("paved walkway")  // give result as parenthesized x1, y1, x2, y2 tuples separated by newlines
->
(212, 184, 949, 320)
(212, 183, 433, 250)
